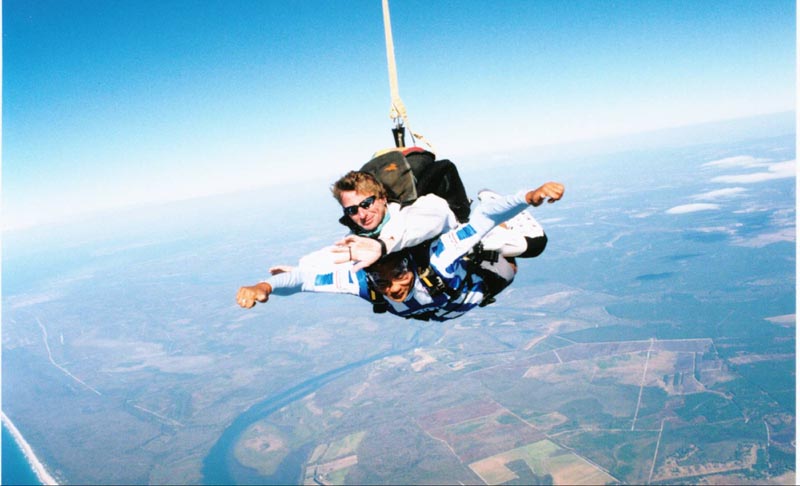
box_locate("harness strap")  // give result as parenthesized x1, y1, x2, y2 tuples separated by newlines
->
(368, 288, 389, 314)
(367, 243, 507, 317)
(415, 243, 505, 310)
(418, 266, 459, 299)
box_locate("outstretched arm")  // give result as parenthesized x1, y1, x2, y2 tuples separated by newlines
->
(236, 264, 370, 309)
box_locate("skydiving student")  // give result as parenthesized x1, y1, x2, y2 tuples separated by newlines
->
(236, 182, 564, 321)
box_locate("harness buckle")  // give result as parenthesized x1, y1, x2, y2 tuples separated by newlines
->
(418, 266, 450, 297)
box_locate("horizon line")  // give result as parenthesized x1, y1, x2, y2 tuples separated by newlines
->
(3, 110, 795, 234)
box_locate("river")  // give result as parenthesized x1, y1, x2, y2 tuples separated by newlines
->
(202, 328, 427, 485)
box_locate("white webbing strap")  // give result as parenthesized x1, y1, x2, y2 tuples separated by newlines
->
(382, 0, 404, 122)
(381, 0, 434, 151)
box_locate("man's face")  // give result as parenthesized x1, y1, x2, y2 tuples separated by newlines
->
(340, 190, 388, 231)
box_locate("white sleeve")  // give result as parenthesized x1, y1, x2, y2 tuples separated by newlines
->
(266, 264, 369, 298)
(429, 190, 529, 278)
(378, 195, 458, 254)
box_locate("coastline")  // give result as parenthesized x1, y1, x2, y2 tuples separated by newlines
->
(2, 411, 59, 485)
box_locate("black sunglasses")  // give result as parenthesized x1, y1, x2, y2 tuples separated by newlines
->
(343, 195, 377, 216)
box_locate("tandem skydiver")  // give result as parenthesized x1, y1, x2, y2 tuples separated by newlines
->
(318, 164, 550, 272)
(236, 182, 564, 321)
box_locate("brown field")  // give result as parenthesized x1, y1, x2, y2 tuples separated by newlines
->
(316, 454, 358, 475)
(469, 439, 617, 485)
(653, 443, 761, 482)
(417, 399, 501, 430)
(419, 400, 546, 464)
(304, 432, 366, 485)
(654, 338, 713, 353)
(305, 454, 359, 485)
(557, 340, 651, 363)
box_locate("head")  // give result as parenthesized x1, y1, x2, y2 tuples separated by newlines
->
(365, 251, 415, 302)
(332, 171, 389, 232)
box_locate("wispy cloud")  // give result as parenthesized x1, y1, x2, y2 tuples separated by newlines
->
(734, 228, 795, 247)
(665, 203, 720, 214)
(765, 314, 795, 326)
(702, 155, 771, 168)
(691, 187, 747, 200)
(711, 160, 795, 184)
(695, 225, 739, 234)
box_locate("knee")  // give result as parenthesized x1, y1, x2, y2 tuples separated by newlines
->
(520, 234, 548, 258)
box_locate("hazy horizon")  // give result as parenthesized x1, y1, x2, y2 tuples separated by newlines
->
(3, 110, 795, 233)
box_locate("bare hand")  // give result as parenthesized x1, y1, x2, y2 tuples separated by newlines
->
(526, 182, 564, 207)
(332, 235, 383, 271)
(237, 282, 272, 309)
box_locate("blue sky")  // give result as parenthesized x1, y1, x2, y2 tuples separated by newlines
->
(2, 0, 796, 230)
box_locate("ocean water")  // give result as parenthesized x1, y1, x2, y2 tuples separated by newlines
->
(2, 422, 42, 486)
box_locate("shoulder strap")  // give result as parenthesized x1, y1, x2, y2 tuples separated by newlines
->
(366, 284, 389, 314)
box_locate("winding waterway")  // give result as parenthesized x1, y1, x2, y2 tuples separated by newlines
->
(202, 329, 427, 485)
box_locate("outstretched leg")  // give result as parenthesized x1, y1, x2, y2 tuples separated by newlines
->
(478, 189, 548, 258)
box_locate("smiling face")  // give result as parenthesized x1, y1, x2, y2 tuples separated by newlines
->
(332, 171, 389, 232)
(366, 252, 415, 302)
(339, 190, 388, 232)
(378, 270, 415, 302)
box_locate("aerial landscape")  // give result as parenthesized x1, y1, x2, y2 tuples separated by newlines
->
(3, 118, 796, 484)
(2, 0, 795, 485)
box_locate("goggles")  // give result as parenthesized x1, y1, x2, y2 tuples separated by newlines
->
(366, 256, 410, 289)
(343, 195, 377, 216)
